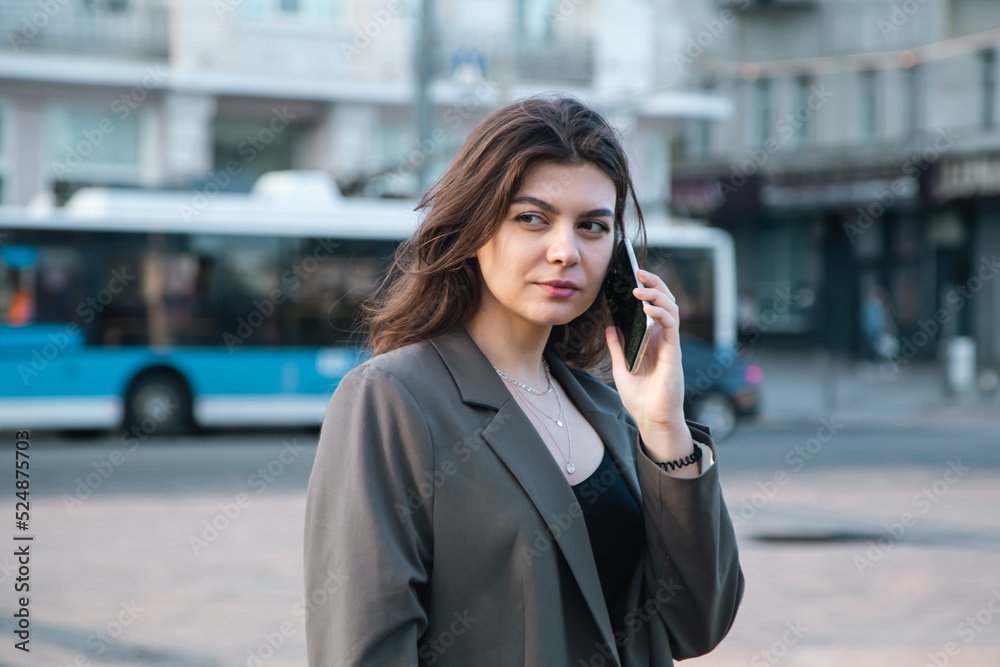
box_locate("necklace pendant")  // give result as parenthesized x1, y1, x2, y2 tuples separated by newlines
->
(566, 462, 575, 474)
(556, 420, 563, 427)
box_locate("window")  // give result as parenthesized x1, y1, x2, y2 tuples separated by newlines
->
(754, 78, 771, 146)
(752, 221, 817, 332)
(645, 247, 716, 344)
(46, 104, 141, 182)
(0, 102, 8, 204)
(793, 75, 812, 147)
(519, 0, 557, 39)
(81, 0, 129, 10)
(860, 69, 878, 141)
(904, 65, 922, 138)
(241, 0, 335, 20)
(982, 49, 996, 130)
(212, 116, 304, 192)
(689, 119, 710, 159)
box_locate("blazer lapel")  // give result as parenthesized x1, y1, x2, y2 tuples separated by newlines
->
(430, 325, 634, 667)
(542, 349, 643, 512)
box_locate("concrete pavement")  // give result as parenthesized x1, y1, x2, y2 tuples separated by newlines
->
(1, 415, 998, 666)
(748, 347, 1000, 426)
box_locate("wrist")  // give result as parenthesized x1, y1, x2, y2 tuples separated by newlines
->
(638, 413, 687, 439)
(638, 421, 695, 463)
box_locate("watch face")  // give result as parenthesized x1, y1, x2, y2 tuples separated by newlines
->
(603, 240, 648, 371)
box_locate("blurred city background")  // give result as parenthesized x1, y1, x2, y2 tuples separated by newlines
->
(0, 0, 998, 665)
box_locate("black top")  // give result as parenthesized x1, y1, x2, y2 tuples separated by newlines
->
(570, 447, 646, 615)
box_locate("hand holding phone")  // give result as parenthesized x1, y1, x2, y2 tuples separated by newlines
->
(603, 238, 654, 374)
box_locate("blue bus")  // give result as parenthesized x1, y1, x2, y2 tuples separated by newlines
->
(1, 171, 756, 438)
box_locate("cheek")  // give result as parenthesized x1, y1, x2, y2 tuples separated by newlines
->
(588, 246, 614, 280)
(476, 248, 515, 298)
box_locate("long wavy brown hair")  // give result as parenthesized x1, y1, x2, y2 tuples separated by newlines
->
(358, 94, 647, 378)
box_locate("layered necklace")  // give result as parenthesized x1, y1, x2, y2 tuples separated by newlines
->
(494, 357, 576, 474)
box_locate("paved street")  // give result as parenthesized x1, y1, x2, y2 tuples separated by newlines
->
(0, 417, 998, 667)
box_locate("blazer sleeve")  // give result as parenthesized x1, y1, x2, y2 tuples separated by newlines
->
(304, 363, 434, 667)
(633, 419, 745, 660)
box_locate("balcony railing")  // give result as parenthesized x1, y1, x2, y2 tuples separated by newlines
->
(0, 0, 168, 59)
(432, 31, 593, 85)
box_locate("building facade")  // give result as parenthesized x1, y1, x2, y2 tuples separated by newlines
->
(0, 0, 729, 211)
(671, 0, 1000, 385)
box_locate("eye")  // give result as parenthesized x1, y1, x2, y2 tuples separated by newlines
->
(515, 213, 545, 226)
(581, 220, 612, 233)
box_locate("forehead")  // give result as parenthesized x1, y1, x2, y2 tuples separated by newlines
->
(514, 161, 616, 206)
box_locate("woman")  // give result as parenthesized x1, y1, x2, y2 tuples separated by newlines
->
(304, 95, 744, 666)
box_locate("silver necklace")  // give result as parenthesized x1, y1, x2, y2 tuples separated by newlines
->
(520, 384, 575, 474)
(494, 359, 575, 474)
(493, 358, 553, 395)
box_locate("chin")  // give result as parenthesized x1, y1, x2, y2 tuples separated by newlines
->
(536, 310, 586, 327)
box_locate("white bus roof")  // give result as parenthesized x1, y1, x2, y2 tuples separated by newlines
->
(0, 171, 730, 249)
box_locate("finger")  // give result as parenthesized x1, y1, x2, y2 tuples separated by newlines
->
(605, 326, 625, 367)
(635, 286, 679, 319)
(642, 302, 680, 331)
(634, 285, 677, 308)
(637, 269, 676, 302)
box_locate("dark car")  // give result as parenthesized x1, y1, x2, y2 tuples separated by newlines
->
(680, 335, 761, 441)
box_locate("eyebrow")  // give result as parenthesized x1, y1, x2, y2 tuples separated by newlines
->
(510, 195, 613, 220)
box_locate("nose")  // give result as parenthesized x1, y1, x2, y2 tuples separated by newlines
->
(546, 221, 581, 266)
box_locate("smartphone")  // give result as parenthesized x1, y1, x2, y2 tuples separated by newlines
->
(603, 238, 654, 374)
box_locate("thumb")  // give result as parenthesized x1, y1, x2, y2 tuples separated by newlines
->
(605, 326, 624, 367)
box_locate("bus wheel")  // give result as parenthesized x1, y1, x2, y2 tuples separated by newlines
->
(691, 392, 737, 442)
(124, 373, 192, 436)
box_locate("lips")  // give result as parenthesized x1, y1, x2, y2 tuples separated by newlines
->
(537, 281, 579, 298)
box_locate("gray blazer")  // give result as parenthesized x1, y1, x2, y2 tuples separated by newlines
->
(304, 324, 744, 666)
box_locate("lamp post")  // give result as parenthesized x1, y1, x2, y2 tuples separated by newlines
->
(415, 0, 437, 194)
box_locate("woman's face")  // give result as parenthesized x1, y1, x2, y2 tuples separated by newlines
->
(475, 160, 617, 332)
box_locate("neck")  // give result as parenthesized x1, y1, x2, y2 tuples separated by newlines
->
(465, 306, 552, 390)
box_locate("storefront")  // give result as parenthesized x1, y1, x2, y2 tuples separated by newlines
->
(930, 153, 1000, 376)
(672, 158, 937, 358)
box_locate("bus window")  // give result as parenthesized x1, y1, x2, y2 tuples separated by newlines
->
(1, 241, 86, 328)
(646, 246, 716, 344)
(287, 238, 394, 347)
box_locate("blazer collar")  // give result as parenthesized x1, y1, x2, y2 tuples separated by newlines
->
(430, 324, 636, 667)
